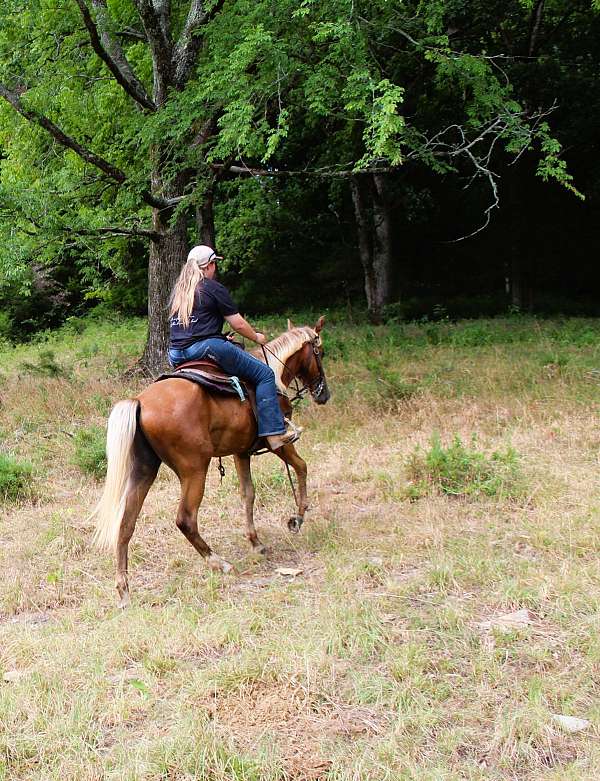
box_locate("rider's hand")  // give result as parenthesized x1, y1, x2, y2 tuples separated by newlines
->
(226, 332, 236, 341)
(254, 332, 266, 345)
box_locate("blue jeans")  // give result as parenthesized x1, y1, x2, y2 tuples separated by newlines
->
(168, 338, 285, 437)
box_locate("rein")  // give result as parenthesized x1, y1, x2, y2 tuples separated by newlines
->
(260, 339, 325, 406)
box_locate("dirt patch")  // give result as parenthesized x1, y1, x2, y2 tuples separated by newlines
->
(204, 680, 385, 779)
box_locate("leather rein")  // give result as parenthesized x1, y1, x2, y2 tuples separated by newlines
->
(261, 337, 325, 405)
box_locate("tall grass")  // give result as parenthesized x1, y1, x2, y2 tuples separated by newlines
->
(0, 313, 599, 780)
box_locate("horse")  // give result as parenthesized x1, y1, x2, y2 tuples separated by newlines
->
(91, 316, 330, 606)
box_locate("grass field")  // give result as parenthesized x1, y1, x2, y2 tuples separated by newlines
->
(1, 314, 599, 780)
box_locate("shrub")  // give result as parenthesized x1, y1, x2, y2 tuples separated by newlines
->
(406, 433, 522, 498)
(0, 454, 33, 501)
(72, 425, 107, 480)
(20, 349, 68, 378)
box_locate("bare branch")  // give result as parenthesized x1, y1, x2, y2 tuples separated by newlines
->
(74, 0, 155, 111)
(0, 83, 168, 210)
(209, 162, 401, 180)
(115, 26, 147, 42)
(70, 225, 163, 240)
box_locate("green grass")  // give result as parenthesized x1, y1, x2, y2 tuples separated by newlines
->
(406, 433, 522, 498)
(0, 313, 599, 779)
(0, 453, 33, 501)
(71, 425, 107, 480)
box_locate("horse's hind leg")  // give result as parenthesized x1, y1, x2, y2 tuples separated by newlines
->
(116, 432, 160, 607)
(234, 454, 266, 554)
(275, 444, 309, 533)
(176, 461, 233, 574)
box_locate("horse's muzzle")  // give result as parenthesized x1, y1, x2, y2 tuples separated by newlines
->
(313, 382, 331, 405)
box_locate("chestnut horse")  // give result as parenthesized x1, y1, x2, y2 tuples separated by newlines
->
(92, 317, 329, 606)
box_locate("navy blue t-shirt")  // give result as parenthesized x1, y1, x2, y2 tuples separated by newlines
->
(169, 278, 239, 349)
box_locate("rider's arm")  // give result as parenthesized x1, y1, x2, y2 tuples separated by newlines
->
(225, 313, 266, 344)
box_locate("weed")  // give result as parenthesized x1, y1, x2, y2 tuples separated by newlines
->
(19, 349, 68, 378)
(406, 433, 522, 498)
(72, 425, 107, 479)
(0, 453, 33, 501)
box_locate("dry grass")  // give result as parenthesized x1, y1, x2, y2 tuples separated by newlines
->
(1, 315, 599, 780)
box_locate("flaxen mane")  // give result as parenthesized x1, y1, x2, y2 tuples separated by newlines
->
(258, 327, 318, 393)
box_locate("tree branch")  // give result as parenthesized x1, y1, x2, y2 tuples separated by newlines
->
(0, 82, 127, 182)
(133, 0, 173, 102)
(74, 0, 156, 111)
(527, 0, 545, 58)
(115, 26, 147, 42)
(209, 162, 401, 180)
(174, 0, 224, 86)
(70, 225, 163, 240)
(76, 0, 155, 110)
(0, 83, 168, 210)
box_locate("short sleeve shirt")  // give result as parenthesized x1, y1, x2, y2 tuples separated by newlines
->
(169, 278, 239, 349)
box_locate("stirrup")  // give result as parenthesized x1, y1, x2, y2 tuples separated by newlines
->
(284, 417, 303, 438)
(266, 426, 302, 451)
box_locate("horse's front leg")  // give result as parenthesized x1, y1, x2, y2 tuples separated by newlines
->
(176, 461, 233, 574)
(234, 454, 267, 554)
(275, 443, 308, 533)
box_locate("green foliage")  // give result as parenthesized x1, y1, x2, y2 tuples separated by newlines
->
(71, 425, 107, 480)
(406, 433, 522, 498)
(0, 453, 33, 502)
(0, 0, 594, 336)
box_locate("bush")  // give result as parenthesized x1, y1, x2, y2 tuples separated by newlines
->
(72, 425, 107, 480)
(0, 453, 33, 501)
(20, 349, 68, 378)
(406, 433, 522, 498)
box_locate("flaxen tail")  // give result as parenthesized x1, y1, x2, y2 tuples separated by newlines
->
(90, 399, 139, 552)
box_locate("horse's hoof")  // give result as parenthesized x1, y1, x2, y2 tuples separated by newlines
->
(117, 591, 130, 609)
(208, 555, 234, 574)
(287, 516, 303, 534)
(254, 544, 269, 555)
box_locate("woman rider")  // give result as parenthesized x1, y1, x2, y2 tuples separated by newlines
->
(167, 245, 301, 451)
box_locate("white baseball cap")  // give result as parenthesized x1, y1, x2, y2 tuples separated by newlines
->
(187, 245, 223, 267)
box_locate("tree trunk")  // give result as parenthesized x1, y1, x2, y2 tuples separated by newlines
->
(141, 210, 189, 375)
(510, 254, 523, 310)
(195, 180, 216, 247)
(350, 174, 393, 323)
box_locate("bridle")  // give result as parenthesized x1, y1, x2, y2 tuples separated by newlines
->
(261, 336, 326, 406)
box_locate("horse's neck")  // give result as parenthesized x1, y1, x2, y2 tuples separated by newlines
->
(251, 341, 304, 390)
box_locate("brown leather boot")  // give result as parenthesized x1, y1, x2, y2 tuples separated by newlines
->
(266, 420, 303, 451)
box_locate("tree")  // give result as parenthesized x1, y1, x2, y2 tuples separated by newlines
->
(194, 0, 579, 321)
(0, 0, 590, 343)
(0, 0, 225, 372)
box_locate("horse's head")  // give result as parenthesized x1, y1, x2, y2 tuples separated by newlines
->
(286, 316, 331, 405)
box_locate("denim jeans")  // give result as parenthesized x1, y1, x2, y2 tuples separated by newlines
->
(168, 338, 285, 437)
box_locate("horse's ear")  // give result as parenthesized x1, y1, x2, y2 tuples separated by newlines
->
(287, 318, 295, 330)
(314, 315, 325, 333)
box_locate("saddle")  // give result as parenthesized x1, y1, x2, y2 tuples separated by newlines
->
(155, 359, 249, 401)
(156, 357, 293, 412)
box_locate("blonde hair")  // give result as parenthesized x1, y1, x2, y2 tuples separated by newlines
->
(169, 258, 204, 327)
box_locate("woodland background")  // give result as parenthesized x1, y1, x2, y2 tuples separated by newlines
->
(0, 1, 599, 369)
